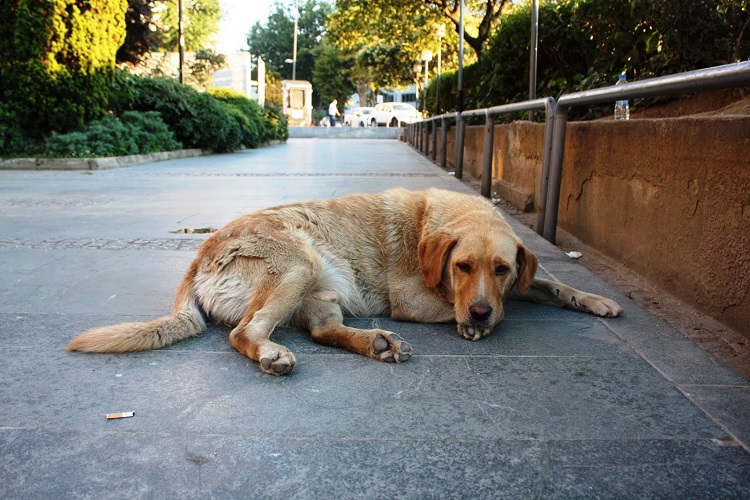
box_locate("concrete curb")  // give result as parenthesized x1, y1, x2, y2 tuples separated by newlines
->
(0, 148, 209, 171)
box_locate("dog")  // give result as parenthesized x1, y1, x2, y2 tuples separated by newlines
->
(67, 188, 623, 375)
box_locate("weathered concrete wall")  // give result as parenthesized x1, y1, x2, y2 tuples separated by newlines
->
(428, 122, 545, 210)
(431, 117, 750, 336)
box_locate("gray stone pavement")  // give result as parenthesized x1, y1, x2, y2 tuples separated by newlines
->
(1, 138, 749, 498)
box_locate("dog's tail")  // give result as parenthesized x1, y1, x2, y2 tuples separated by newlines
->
(66, 262, 205, 353)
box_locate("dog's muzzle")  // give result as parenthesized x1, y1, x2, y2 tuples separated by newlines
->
(458, 299, 500, 340)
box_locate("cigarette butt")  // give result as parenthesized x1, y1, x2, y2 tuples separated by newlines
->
(106, 411, 135, 420)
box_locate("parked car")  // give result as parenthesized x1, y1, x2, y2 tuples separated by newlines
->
(344, 107, 375, 127)
(370, 103, 421, 128)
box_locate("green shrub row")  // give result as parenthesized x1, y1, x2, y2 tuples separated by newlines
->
(1, 0, 286, 158)
(0, 71, 288, 157)
(115, 73, 287, 153)
(44, 111, 182, 158)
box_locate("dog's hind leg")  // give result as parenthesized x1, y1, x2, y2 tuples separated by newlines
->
(296, 298, 413, 363)
(227, 269, 314, 376)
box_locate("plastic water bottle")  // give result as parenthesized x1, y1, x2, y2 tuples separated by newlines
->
(614, 73, 630, 121)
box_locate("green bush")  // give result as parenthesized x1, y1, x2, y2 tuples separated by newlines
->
(0, 105, 35, 156)
(261, 105, 289, 143)
(191, 93, 243, 153)
(209, 88, 264, 148)
(119, 111, 183, 153)
(44, 111, 181, 157)
(0, 0, 127, 137)
(124, 76, 244, 152)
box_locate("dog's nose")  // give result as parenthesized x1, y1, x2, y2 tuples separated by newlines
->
(469, 301, 493, 322)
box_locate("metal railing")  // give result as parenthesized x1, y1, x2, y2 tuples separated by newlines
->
(542, 60, 750, 242)
(406, 60, 750, 243)
(407, 98, 557, 235)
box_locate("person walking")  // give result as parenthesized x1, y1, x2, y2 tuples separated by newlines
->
(328, 99, 340, 127)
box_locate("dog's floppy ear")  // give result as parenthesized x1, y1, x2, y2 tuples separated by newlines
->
(418, 230, 458, 289)
(515, 244, 538, 295)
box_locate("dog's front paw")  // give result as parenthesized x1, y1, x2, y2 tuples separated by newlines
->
(577, 294, 624, 317)
(457, 324, 493, 341)
(259, 347, 296, 376)
(372, 331, 413, 362)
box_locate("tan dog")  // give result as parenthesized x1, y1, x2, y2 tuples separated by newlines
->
(67, 188, 622, 375)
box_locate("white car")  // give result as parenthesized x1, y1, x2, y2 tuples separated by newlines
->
(344, 107, 375, 127)
(370, 103, 421, 128)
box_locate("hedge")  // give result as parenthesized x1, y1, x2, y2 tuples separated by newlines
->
(425, 0, 749, 117)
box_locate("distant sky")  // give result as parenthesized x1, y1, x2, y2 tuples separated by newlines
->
(217, 0, 277, 54)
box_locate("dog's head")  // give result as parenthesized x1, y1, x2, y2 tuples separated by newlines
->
(418, 216, 538, 340)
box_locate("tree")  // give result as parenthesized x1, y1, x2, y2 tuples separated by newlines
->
(311, 40, 355, 112)
(247, 0, 333, 82)
(423, 0, 511, 57)
(117, 0, 157, 65)
(152, 0, 221, 52)
(0, 0, 127, 135)
(329, 0, 509, 61)
(189, 49, 227, 89)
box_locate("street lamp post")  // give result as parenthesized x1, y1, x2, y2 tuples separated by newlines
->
(529, 0, 539, 121)
(291, 0, 299, 80)
(436, 24, 445, 115)
(420, 50, 433, 113)
(455, 0, 465, 179)
(178, 0, 185, 84)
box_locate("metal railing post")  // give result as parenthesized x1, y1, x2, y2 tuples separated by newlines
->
(481, 112, 495, 198)
(543, 107, 568, 243)
(455, 112, 465, 179)
(440, 117, 448, 169)
(535, 97, 556, 236)
(431, 119, 437, 162)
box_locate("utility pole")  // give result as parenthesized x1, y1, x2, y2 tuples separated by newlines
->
(292, 0, 299, 80)
(178, 0, 185, 84)
(529, 0, 539, 121)
(436, 24, 445, 115)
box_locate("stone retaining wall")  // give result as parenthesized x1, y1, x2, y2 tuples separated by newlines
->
(430, 117, 750, 336)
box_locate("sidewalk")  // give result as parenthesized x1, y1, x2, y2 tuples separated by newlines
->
(1, 138, 749, 498)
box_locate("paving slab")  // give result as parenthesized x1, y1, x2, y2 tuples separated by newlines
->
(1, 138, 749, 498)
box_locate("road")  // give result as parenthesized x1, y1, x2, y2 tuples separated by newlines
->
(1, 138, 749, 497)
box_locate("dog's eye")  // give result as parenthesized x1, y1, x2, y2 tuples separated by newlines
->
(456, 262, 472, 273)
(495, 265, 510, 276)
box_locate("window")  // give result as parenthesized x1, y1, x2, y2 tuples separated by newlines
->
(289, 89, 305, 108)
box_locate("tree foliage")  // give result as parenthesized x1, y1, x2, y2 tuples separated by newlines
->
(247, 0, 333, 82)
(427, 0, 750, 116)
(117, 0, 157, 64)
(248, 1, 351, 109)
(330, 0, 508, 61)
(311, 39, 355, 112)
(189, 49, 227, 90)
(328, 0, 503, 92)
(152, 0, 221, 52)
(0, 0, 127, 135)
